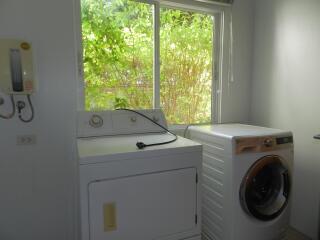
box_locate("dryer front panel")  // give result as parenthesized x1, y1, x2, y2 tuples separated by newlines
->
(88, 168, 198, 240)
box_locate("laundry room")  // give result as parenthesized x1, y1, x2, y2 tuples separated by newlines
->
(0, 0, 319, 240)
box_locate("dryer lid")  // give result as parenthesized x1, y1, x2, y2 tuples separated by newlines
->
(77, 133, 201, 165)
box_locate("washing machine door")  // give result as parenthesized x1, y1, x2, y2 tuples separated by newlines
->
(240, 155, 290, 221)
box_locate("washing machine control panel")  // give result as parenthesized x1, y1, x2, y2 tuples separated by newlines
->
(276, 136, 293, 145)
(235, 135, 293, 155)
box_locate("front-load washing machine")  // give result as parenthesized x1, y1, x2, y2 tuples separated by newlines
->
(187, 124, 293, 240)
(77, 109, 202, 240)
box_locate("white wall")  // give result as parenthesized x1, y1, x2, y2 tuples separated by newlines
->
(250, 0, 320, 239)
(0, 0, 78, 239)
(0, 0, 253, 239)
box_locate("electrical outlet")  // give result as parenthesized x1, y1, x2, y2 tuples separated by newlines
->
(17, 135, 37, 145)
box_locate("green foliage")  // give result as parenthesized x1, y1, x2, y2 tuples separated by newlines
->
(81, 0, 214, 124)
(160, 8, 213, 124)
(114, 97, 129, 109)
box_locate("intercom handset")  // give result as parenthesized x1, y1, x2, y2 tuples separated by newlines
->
(0, 39, 35, 122)
(0, 39, 35, 94)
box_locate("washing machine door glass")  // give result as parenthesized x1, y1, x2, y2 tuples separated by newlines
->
(240, 155, 290, 221)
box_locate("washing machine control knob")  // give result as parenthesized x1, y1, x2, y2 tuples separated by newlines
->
(263, 138, 273, 147)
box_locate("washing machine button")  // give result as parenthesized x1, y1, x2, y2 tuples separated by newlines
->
(263, 138, 273, 147)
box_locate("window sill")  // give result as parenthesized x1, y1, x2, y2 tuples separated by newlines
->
(169, 123, 211, 137)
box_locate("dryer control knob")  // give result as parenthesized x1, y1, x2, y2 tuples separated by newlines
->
(130, 116, 137, 123)
(89, 114, 103, 128)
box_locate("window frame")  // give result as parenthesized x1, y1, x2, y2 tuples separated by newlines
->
(74, 0, 232, 125)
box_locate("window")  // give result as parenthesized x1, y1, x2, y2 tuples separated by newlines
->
(81, 0, 154, 110)
(80, 0, 221, 124)
(160, 7, 213, 124)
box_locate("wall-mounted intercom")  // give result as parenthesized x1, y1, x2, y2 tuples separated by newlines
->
(0, 39, 35, 122)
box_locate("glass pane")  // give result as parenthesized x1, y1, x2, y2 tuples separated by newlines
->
(242, 156, 290, 221)
(160, 8, 214, 124)
(82, 0, 154, 110)
(247, 163, 282, 208)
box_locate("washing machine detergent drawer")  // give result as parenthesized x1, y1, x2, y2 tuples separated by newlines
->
(88, 168, 198, 240)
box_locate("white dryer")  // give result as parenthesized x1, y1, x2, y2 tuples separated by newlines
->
(188, 124, 293, 240)
(77, 109, 202, 240)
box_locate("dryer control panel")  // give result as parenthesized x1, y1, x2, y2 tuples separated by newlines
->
(77, 109, 167, 138)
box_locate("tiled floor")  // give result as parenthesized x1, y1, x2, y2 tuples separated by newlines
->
(284, 228, 311, 240)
